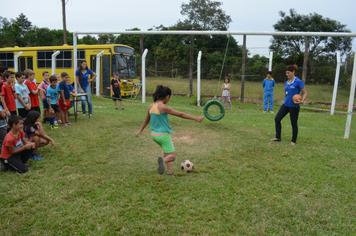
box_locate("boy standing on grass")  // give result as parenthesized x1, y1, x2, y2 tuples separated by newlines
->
(1, 70, 17, 116)
(47, 75, 60, 130)
(59, 72, 71, 126)
(0, 115, 35, 173)
(38, 71, 50, 124)
(15, 71, 31, 118)
(53, 73, 61, 125)
(24, 69, 42, 114)
(262, 71, 275, 113)
(110, 71, 124, 110)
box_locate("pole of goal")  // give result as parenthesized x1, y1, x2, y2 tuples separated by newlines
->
(344, 51, 356, 139)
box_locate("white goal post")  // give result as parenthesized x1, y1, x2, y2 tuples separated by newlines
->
(72, 30, 356, 139)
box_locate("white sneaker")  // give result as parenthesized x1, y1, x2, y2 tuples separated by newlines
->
(54, 121, 58, 126)
(66, 122, 72, 125)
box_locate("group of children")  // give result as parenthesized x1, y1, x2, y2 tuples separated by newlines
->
(0, 69, 77, 173)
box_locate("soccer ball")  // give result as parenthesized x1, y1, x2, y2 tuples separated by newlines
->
(181, 160, 194, 172)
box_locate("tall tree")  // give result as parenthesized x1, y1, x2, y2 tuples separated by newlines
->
(270, 9, 352, 63)
(12, 13, 32, 46)
(179, 0, 231, 30)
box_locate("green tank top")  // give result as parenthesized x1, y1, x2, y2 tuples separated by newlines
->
(149, 103, 173, 133)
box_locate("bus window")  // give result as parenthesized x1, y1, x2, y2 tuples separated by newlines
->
(27, 57, 33, 70)
(18, 57, 33, 71)
(56, 50, 72, 68)
(37, 51, 53, 68)
(19, 57, 26, 71)
(112, 54, 137, 79)
(0, 52, 14, 68)
(77, 50, 85, 67)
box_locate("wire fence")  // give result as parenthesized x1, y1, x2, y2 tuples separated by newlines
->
(141, 60, 354, 105)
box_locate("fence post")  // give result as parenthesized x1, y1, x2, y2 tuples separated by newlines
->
(142, 49, 148, 103)
(197, 51, 202, 106)
(331, 52, 341, 115)
(189, 35, 194, 97)
(344, 51, 356, 139)
(14, 51, 23, 73)
(171, 62, 174, 78)
(51, 51, 60, 75)
(302, 36, 309, 84)
(268, 51, 273, 71)
(241, 35, 246, 103)
(96, 51, 105, 96)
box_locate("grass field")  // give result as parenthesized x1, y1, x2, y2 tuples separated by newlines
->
(1, 93, 356, 235)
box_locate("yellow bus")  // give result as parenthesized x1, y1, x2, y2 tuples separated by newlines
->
(0, 44, 139, 97)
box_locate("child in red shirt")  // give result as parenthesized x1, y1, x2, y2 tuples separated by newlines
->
(24, 69, 42, 114)
(0, 116, 35, 173)
(0, 70, 17, 116)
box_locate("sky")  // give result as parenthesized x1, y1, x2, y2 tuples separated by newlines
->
(1, 0, 355, 57)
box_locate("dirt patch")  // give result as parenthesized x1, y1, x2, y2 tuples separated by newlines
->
(173, 132, 197, 143)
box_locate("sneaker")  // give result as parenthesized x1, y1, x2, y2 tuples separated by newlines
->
(263, 111, 266, 113)
(157, 157, 165, 175)
(83, 114, 86, 116)
(54, 121, 58, 126)
(270, 111, 274, 113)
(115, 107, 118, 110)
(167, 171, 173, 175)
(24, 163, 32, 167)
(30, 154, 44, 160)
(66, 122, 72, 125)
(1, 162, 8, 172)
(121, 107, 124, 110)
(50, 125, 59, 130)
(58, 120, 62, 124)
(61, 123, 68, 126)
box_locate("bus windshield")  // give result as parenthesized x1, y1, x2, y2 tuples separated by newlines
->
(113, 54, 137, 79)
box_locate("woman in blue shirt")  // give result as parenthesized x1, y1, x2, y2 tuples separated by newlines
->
(76, 61, 97, 117)
(270, 65, 307, 145)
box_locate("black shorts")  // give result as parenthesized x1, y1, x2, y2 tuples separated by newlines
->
(17, 108, 29, 118)
(50, 105, 58, 113)
(31, 106, 41, 114)
(42, 99, 49, 109)
(113, 93, 122, 101)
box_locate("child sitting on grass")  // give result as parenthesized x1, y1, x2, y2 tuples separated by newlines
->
(23, 111, 56, 160)
(0, 116, 35, 173)
(136, 85, 204, 175)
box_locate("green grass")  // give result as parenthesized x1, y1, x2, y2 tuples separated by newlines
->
(1, 94, 356, 235)
(146, 77, 352, 105)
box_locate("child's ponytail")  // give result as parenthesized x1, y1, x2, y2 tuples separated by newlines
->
(152, 85, 172, 102)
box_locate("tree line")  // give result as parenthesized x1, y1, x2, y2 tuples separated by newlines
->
(0, 1, 353, 86)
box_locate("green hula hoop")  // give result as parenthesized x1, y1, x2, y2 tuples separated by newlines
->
(204, 98, 225, 121)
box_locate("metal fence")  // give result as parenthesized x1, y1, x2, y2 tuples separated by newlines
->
(141, 60, 354, 104)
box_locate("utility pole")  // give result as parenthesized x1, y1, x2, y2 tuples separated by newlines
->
(61, 0, 68, 45)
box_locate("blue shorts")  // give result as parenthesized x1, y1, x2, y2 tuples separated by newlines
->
(42, 99, 49, 109)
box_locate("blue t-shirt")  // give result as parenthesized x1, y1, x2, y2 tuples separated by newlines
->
(75, 69, 93, 88)
(59, 81, 70, 100)
(68, 84, 74, 91)
(284, 77, 305, 107)
(47, 84, 60, 105)
(15, 83, 30, 109)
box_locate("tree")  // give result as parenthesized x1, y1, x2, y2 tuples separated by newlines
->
(179, 0, 232, 30)
(12, 13, 32, 46)
(270, 9, 352, 63)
